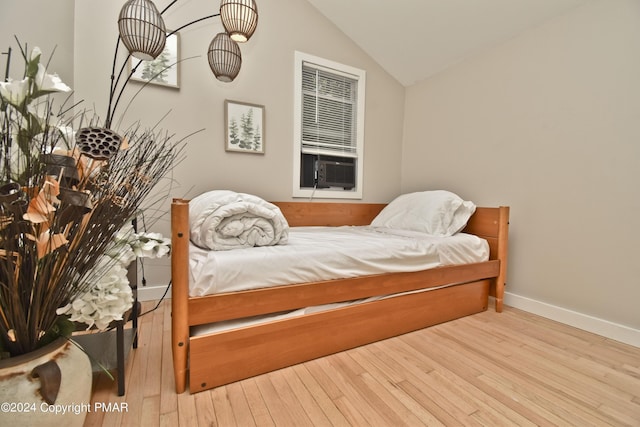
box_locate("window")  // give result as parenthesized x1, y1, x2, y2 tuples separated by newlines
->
(293, 51, 366, 199)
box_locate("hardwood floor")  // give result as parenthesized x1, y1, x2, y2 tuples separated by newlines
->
(84, 300, 640, 426)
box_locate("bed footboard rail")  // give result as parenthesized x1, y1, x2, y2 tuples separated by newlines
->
(171, 198, 190, 394)
(495, 206, 509, 312)
(463, 206, 509, 312)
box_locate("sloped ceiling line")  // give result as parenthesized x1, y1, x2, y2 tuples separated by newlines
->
(307, 0, 589, 86)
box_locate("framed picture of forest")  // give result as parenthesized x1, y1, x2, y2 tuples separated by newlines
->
(129, 32, 180, 88)
(225, 100, 265, 154)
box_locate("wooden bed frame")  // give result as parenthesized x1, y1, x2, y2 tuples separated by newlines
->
(171, 200, 509, 394)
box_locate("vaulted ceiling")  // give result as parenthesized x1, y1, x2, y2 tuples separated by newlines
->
(306, 0, 590, 86)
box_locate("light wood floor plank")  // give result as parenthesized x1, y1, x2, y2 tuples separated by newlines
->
(477, 312, 640, 400)
(331, 395, 372, 427)
(159, 410, 179, 427)
(225, 381, 257, 427)
(254, 373, 300, 426)
(280, 364, 331, 425)
(404, 322, 601, 426)
(350, 345, 447, 426)
(140, 395, 160, 427)
(208, 386, 233, 426)
(314, 354, 390, 425)
(176, 384, 198, 426)
(290, 363, 350, 426)
(454, 319, 625, 409)
(463, 314, 639, 426)
(436, 316, 636, 425)
(159, 327, 178, 416)
(433, 327, 619, 426)
(143, 304, 164, 398)
(331, 351, 414, 426)
(83, 302, 640, 427)
(240, 378, 275, 426)
(394, 334, 519, 424)
(265, 369, 316, 426)
(394, 379, 463, 426)
(342, 351, 429, 426)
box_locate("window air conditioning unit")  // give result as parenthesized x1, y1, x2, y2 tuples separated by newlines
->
(317, 160, 355, 189)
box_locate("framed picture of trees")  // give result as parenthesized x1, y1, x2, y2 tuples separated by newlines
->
(129, 32, 180, 88)
(225, 100, 265, 154)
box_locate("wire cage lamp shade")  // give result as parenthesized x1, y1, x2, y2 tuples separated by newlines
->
(208, 32, 242, 82)
(118, 0, 167, 61)
(220, 0, 259, 43)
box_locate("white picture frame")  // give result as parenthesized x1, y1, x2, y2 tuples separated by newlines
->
(128, 32, 180, 89)
(225, 100, 265, 154)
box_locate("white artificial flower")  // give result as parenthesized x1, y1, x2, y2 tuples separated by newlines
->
(130, 232, 171, 258)
(29, 46, 42, 62)
(105, 240, 136, 267)
(57, 225, 170, 330)
(57, 256, 133, 330)
(34, 63, 71, 93)
(26, 101, 60, 130)
(115, 222, 135, 240)
(105, 223, 136, 266)
(0, 78, 30, 107)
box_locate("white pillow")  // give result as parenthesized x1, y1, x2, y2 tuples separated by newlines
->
(371, 190, 476, 236)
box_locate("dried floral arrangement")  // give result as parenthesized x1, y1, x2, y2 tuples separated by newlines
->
(0, 40, 181, 358)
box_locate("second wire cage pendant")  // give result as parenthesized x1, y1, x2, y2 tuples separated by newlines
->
(208, 32, 242, 82)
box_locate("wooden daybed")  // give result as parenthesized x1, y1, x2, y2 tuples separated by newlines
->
(171, 200, 509, 394)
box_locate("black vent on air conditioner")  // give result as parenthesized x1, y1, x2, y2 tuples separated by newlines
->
(317, 159, 355, 189)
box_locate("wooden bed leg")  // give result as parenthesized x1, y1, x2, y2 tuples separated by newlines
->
(495, 206, 510, 313)
(171, 199, 190, 393)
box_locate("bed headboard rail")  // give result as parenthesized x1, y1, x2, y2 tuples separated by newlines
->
(273, 202, 508, 261)
(271, 202, 385, 227)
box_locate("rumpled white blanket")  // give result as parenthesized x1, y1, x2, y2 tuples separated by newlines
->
(189, 190, 289, 250)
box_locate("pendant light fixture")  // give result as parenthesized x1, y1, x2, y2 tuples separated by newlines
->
(118, 0, 167, 61)
(219, 0, 259, 43)
(208, 32, 242, 82)
(110, 0, 259, 123)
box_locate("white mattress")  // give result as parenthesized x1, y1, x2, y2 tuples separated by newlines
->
(188, 225, 489, 297)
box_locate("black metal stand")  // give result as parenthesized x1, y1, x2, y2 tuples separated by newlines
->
(115, 298, 140, 396)
(114, 247, 140, 396)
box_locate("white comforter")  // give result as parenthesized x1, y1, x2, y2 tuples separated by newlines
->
(189, 190, 289, 251)
(188, 226, 489, 297)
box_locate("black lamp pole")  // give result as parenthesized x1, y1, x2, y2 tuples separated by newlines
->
(105, 1, 220, 128)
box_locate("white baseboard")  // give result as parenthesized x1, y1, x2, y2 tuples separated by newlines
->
(137, 284, 172, 302)
(503, 292, 640, 348)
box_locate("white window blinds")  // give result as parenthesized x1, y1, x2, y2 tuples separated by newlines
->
(301, 62, 358, 158)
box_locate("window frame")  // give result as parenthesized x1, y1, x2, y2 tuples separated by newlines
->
(292, 51, 366, 199)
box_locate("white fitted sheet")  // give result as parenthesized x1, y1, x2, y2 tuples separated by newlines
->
(188, 226, 489, 297)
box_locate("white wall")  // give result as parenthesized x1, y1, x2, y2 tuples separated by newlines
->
(73, 0, 406, 293)
(1, 1, 74, 90)
(402, 0, 640, 335)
